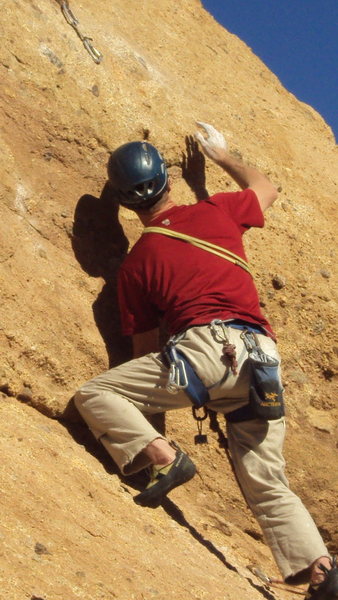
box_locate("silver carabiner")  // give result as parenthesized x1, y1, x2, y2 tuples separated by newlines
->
(83, 37, 103, 64)
(167, 363, 180, 394)
(210, 319, 230, 344)
(166, 357, 188, 394)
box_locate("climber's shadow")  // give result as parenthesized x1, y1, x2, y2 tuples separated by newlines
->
(61, 181, 130, 471)
(181, 135, 209, 201)
(71, 181, 131, 368)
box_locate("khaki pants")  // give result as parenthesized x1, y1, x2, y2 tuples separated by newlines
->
(74, 325, 327, 581)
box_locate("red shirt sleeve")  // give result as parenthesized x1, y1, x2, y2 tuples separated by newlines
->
(211, 189, 264, 233)
(118, 266, 159, 336)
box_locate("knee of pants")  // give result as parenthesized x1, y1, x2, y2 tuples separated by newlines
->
(73, 382, 96, 413)
(73, 384, 117, 433)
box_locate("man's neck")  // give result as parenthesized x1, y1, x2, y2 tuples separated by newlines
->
(137, 197, 177, 226)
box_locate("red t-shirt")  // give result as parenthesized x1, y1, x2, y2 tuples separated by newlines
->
(118, 190, 275, 338)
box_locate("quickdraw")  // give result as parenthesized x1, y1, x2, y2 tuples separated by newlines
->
(58, 0, 103, 64)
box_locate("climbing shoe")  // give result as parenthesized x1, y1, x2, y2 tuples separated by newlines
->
(134, 448, 196, 508)
(305, 557, 338, 600)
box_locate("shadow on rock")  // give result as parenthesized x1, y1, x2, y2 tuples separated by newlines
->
(161, 497, 276, 600)
(161, 496, 238, 570)
(72, 181, 131, 368)
(181, 135, 209, 201)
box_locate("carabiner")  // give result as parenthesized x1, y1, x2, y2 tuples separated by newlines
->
(166, 359, 188, 394)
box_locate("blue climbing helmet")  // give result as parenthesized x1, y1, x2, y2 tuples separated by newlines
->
(107, 141, 168, 210)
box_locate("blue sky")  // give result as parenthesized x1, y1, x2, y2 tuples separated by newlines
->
(202, 0, 337, 142)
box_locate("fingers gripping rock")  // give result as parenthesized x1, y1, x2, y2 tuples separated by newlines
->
(194, 121, 228, 162)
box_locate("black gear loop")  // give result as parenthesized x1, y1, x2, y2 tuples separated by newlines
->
(192, 406, 208, 422)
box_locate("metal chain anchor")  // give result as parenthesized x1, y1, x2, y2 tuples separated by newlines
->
(58, 0, 103, 64)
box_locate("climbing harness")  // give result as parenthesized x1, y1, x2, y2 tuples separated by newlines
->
(163, 319, 283, 427)
(143, 227, 252, 275)
(58, 1, 103, 64)
(163, 318, 284, 448)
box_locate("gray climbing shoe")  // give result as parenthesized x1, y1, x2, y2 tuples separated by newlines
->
(134, 448, 196, 508)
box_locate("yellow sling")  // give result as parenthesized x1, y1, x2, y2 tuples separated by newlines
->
(143, 226, 252, 275)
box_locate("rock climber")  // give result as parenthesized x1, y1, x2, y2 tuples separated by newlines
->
(74, 122, 336, 598)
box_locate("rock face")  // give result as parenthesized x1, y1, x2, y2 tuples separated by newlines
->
(0, 1, 337, 598)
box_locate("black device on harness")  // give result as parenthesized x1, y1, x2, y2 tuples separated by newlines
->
(227, 329, 284, 422)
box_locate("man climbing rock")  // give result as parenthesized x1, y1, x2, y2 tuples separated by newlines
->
(74, 122, 336, 597)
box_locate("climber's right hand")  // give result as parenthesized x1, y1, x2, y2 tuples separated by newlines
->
(194, 121, 228, 163)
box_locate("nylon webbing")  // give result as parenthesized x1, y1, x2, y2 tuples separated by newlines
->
(143, 226, 252, 275)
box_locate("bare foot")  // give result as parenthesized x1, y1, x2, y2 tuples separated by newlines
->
(311, 556, 332, 584)
(143, 438, 176, 466)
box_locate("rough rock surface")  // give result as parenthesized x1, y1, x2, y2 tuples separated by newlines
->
(0, 1, 337, 599)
